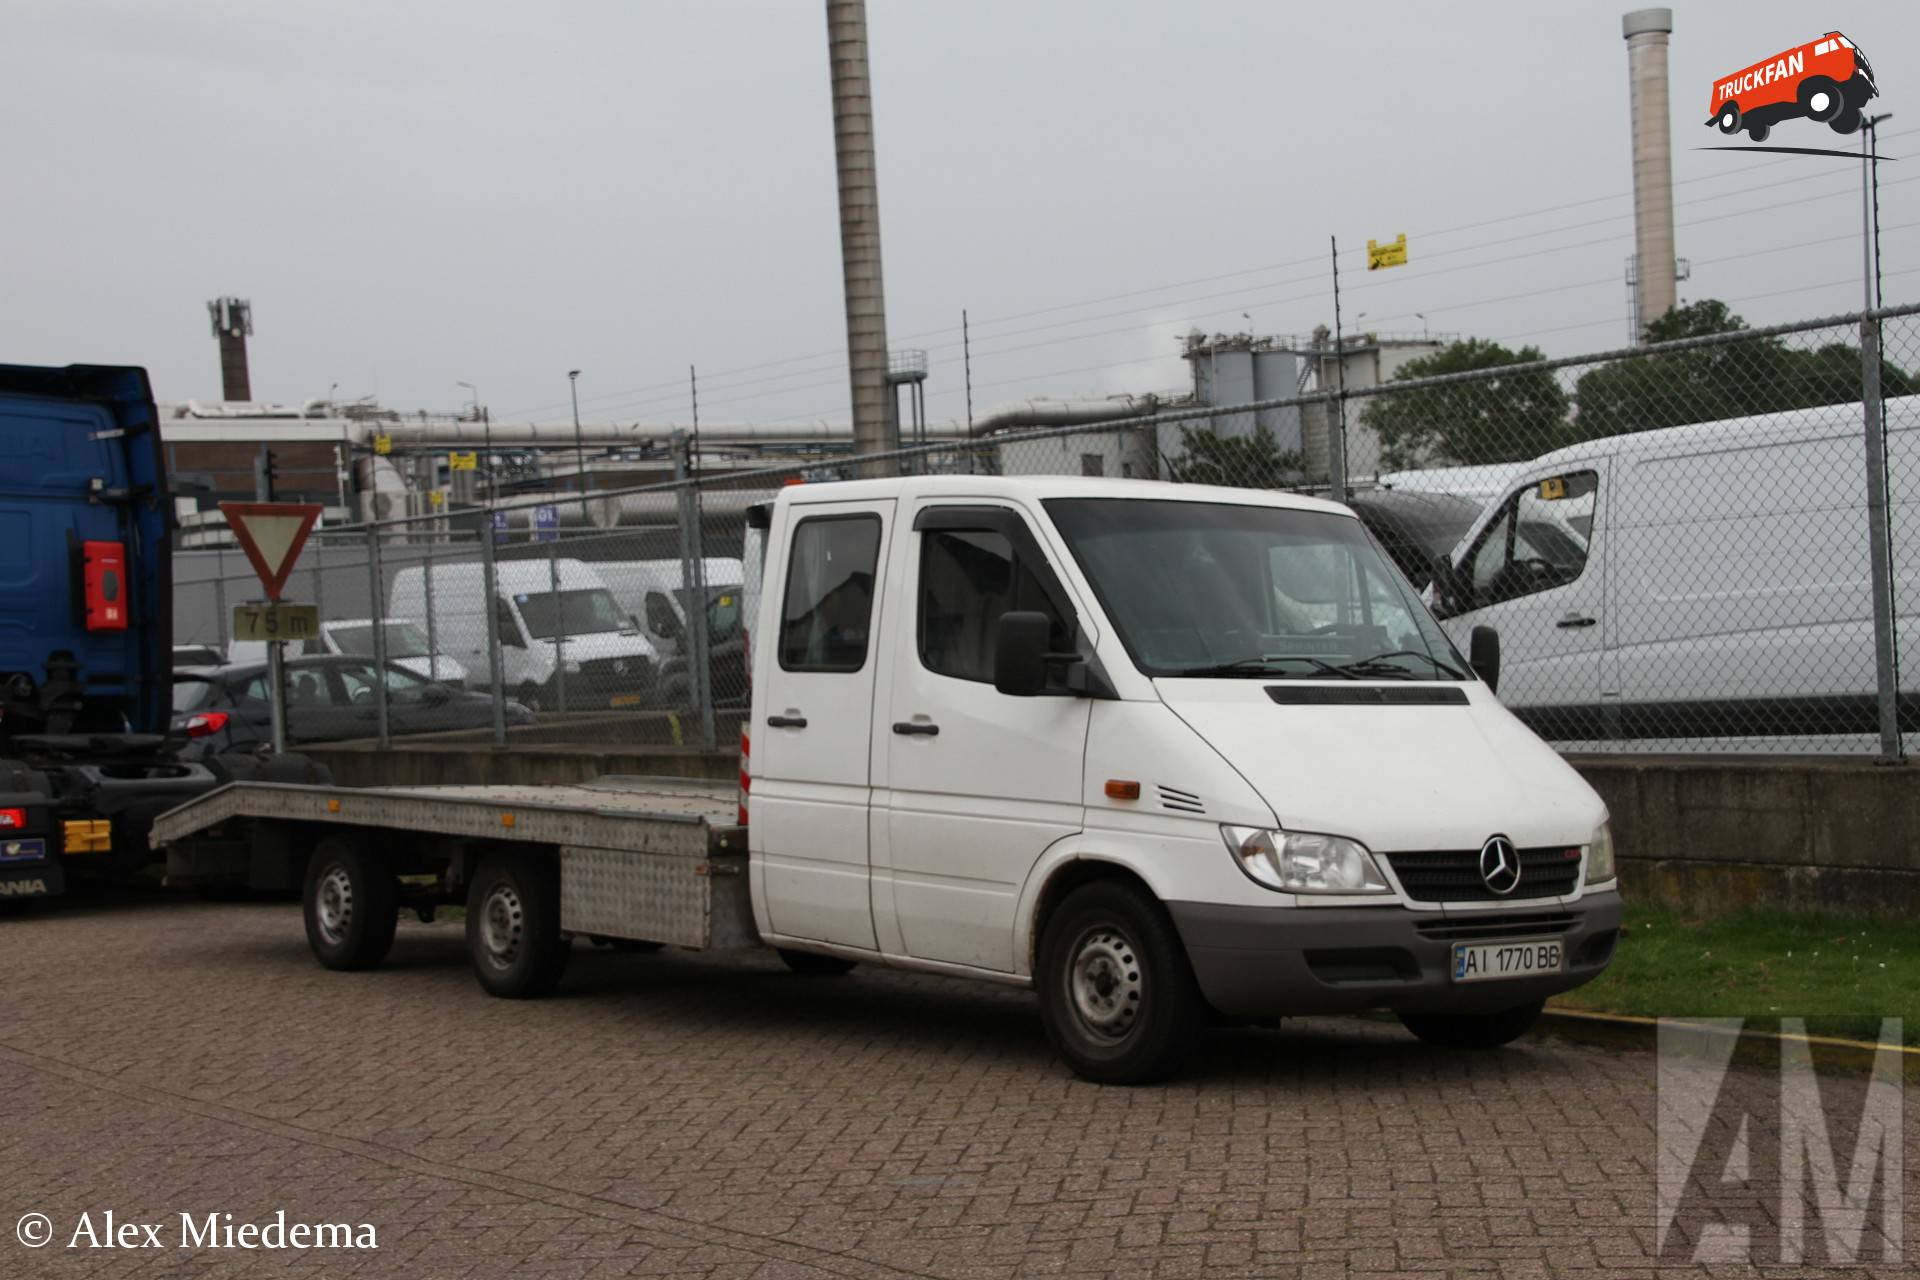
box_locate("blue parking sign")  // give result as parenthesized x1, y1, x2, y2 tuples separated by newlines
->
(534, 505, 559, 543)
(491, 510, 509, 543)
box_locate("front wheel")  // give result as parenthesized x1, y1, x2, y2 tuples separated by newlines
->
(467, 850, 570, 997)
(1830, 105, 1863, 135)
(1746, 120, 1771, 143)
(302, 837, 398, 970)
(1398, 999, 1544, 1049)
(1037, 881, 1205, 1085)
(1798, 75, 1843, 122)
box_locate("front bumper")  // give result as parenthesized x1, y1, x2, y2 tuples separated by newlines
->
(1168, 891, 1623, 1018)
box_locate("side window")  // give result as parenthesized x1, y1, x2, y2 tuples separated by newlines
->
(778, 515, 882, 673)
(644, 592, 682, 639)
(1466, 470, 1599, 607)
(918, 525, 1072, 683)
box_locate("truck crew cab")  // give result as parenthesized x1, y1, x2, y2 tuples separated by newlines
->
(155, 477, 1621, 1083)
(1, 363, 215, 901)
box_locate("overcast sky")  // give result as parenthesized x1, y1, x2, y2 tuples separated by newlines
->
(3, 1, 1914, 426)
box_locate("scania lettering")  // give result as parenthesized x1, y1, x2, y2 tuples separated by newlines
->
(155, 478, 1622, 1084)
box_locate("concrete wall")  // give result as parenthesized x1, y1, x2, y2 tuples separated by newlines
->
(1574, 756, 1920, 917)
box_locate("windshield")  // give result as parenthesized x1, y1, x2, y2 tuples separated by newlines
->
(516, 587, 628, 640)
(674, 586, 744, 642)
(330, 622, 431, 659)
(1044, 497, 1468, 680)
(172, 677, 215, 713)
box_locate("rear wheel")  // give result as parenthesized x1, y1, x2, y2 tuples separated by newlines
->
(1398, 999, 1544, 1049)
(1746, 120, 1771, 143)
(1037, 881, 1204, 1085)
(1715, 102, 1741, 134)
(302, 837, 398, 970)
(777, 948, 857, 976)
(467, 849, 569, 997)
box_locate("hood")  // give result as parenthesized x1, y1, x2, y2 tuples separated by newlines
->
(542, 629, 658, 661)
(1156, 679, 1604, 852)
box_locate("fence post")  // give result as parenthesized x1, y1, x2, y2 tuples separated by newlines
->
(1859, 315, 1901, 760)
(365, 522, 391, 749)
(422, 534, 439, 684)
(213, 548, 229, 653)
(548, 530, 568, 714)
(671, 432, 716, 752)
(480, 514, 508, 746)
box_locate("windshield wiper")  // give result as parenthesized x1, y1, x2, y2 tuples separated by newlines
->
(1173, 656, 1358, 680)
(1333, 650, 1470, 681)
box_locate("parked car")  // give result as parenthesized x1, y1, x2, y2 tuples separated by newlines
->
(303, 618, 469, 688)
(1429, 394, 1920, 746)
(171, 655, 532, 753)
(388, 559, 658, 710)
(172, 643, 225, 669)
(1345, 489, 1484, 590)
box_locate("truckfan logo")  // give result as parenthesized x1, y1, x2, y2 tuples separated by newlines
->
(1478, 836, 1521, 895)
(1707, 31, 1878, 143)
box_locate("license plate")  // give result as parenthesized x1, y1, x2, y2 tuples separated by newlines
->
(1451, 937, 1564, 983)
(609, 694, 645, 708)
(0, 838, 47, 865)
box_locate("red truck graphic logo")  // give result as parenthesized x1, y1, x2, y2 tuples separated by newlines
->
(1707, 32, 1878, 142)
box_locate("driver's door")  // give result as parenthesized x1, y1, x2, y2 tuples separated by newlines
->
(1440, 464, 1608, 739)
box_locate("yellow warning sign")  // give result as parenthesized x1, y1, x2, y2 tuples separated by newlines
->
(1367, 234, 1408, 271)
(449, 451, 478, 471)
(373, 434, 392, 456)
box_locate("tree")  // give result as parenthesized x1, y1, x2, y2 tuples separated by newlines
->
(1572, 299, 1916, 441)
(1166, 423, 1303, 488)
(1360, 339, 1571, 469)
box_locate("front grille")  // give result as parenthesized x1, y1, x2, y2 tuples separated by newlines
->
(575, 656, 652, 688)
(1414, 911, 1578, 941)
(1383, 846, 1582, 903)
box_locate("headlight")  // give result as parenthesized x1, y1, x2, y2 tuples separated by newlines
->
(1220, 826, 1391, 894)
(563, 660, 584, 674)
(1585, 820, 1616, 885)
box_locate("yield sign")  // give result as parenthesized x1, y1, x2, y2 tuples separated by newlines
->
(220, 501, 323, 601)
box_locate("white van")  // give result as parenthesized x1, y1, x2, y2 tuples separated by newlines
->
(304, 618, 470, 688)
(388, 559, 660, 710)
(168, 476, 1620, 1085)
(1429, 395, 1919, 749)
(595, 558, 745, 657)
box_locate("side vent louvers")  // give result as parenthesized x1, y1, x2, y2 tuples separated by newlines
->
(1158, 785, 1205, 815)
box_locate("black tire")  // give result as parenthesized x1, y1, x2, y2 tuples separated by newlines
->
(1746, 120, 1771, 143)
(594, 936, 665, 953)
(776, 947, 857, 976)
(1830, 105, 1862, 135)
(1036, 881, 1205, 1085)
(1715, 102, 1740, 134)
(1798, 75, 1843, 122)
(209, 751, 332, 787)
(466, 849, 569, 997)
(302, 837, 398, 971)
(1398, 999, 1545, 1050)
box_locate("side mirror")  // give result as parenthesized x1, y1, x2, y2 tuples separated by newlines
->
(1469, 625, 1501, 694)
(993, 611, 1052, 697)
(1430, 554, 1463, 615)
(421, 682, 453, 706)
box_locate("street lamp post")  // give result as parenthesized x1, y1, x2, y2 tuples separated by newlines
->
(569, 369, 587, 493)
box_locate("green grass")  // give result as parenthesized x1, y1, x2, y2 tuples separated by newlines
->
(1554, 905, 1920, 1046)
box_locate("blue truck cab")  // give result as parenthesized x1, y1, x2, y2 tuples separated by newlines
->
(0, 362, 215, 902)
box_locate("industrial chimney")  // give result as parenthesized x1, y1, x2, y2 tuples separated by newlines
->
(207, 296, 253, 402)
(824, 0, 896, 474)
(1623, 9, 1677, 339)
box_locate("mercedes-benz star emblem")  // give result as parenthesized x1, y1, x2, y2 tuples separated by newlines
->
(613, 660, 628, 675)
(1478, 836, 1522, 896)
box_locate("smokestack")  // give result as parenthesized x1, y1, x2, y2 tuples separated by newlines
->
(207, 296, 254, 401)
(1623, 9, 1677, 339)
(824, 0, 896, 474)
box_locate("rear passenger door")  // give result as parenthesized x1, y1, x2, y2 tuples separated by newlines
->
(751, 500, 893, 951)
(873, 503, 1090, 972)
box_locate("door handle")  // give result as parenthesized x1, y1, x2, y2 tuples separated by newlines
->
(766, 713, 808, 729)
(892, 721, 940, 737)
(1556, 614, 1597, 629)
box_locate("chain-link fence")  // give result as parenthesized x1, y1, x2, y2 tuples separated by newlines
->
(171, 304, 1919, 761)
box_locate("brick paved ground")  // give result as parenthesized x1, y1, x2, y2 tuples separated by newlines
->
(1, 888, 1912, 1279)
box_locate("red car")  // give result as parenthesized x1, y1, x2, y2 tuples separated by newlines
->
(1706, 31, 1877, 142)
